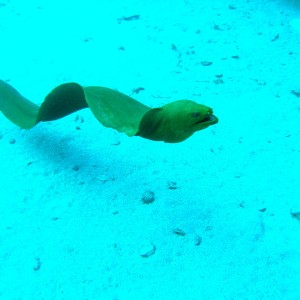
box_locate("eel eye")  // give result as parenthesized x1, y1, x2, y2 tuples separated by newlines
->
(193, 112, 200, 118)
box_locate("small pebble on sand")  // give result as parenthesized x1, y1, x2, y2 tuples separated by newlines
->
(140, 242, 156, 258)
(141, 190, 155, 204)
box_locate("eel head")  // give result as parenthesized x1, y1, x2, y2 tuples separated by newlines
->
(138, 100, 218, 143)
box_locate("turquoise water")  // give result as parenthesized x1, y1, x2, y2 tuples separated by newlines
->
(0, 0, 300, 299)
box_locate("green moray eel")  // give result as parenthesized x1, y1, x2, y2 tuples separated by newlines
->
(0, 80, 218, 143)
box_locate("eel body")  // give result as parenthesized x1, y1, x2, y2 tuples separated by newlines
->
(0, 80, 218, 143)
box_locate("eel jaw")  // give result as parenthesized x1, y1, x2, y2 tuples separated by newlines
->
(193, 113, 218, 126)
(203, 114, 218, 124)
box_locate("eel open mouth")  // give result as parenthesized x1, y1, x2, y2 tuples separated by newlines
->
(194, 114, 218, 126)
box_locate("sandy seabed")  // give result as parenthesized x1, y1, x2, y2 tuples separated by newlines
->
(0, 0, 300, 299)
